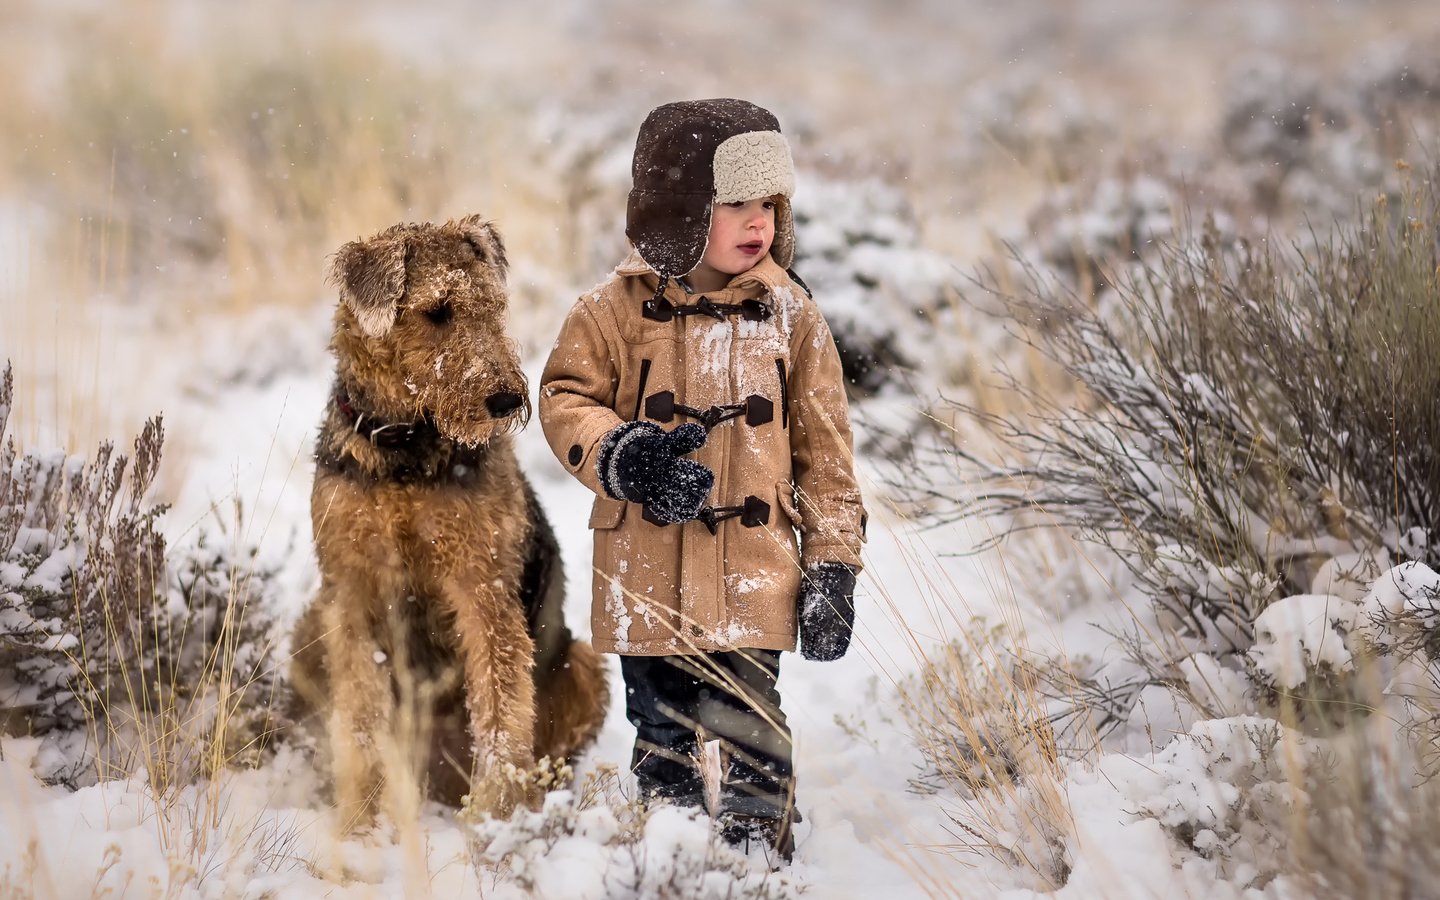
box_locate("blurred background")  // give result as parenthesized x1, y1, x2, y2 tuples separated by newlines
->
(1, 0, 1437, 457)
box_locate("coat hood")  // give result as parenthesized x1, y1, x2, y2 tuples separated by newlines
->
(626, 98, 796, 279)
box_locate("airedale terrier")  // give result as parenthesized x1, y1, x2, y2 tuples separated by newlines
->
(290, 215, 608, 832)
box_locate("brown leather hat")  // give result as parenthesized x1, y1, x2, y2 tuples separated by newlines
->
(626, 98, 796, 279)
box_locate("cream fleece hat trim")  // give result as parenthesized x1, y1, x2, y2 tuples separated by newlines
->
(713, 131, 796, 204)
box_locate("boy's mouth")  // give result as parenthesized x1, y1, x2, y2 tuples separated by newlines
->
(738, 241, 763, 255)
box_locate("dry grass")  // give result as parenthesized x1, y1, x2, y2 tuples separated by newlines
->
(3, 31, 483, 311)
(897, 621, 1072, 887)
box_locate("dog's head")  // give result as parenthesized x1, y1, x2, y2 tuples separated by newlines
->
(329, 215, 528, 446)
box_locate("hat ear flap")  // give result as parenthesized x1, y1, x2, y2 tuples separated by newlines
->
(457, 215, 509, 279)
(331, 237, 407, 337)
(770, 195, 795, 270)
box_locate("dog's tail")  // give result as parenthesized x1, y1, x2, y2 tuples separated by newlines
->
(534, 638, 610, 763)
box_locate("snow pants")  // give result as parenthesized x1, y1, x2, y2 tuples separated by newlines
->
(620, 649, 794, 820)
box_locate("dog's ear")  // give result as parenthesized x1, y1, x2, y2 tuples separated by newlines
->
(457, 215, 508, 279)
(330, 237, 407, 337)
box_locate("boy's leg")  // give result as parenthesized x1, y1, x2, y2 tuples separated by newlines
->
(619, 654, 707, 807)
(700, 649, 795, 820)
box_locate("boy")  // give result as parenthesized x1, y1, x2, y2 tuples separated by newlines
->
(538, 98, 866, 863)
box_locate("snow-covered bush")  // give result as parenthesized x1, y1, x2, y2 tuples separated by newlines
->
(1246, 594, 1363, 724)
(1018, 172, 1179, 288)
(0, 364, 286, 786)
(1101, 717, 1297, 887)
(470, 765, 795, 899)
(909, 166, 1440, 734)
(950, 69, 1116, 181)
(792, 176, 968, 398)
(1220, 60, 1347, 177)
(1214, 49, 1440, 222)
(1361, 560, 1440, 662)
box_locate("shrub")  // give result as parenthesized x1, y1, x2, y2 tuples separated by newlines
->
(0, 363, 286, 787)
(1103, 717, 1296, 888)
(792, 176, 969, 398)
(904, 165, 1440, 733)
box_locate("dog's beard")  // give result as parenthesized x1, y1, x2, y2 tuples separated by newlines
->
(440, 410, 527, 447)
(424, 387, 530, 447)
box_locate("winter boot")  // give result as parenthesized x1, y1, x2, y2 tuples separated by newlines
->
(633, 748, 706, 810)
(719, 810, 795, 866)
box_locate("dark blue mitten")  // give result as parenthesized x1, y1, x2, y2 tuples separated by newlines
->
(798, 562, 857, 661)
(596, 421, 714, 525)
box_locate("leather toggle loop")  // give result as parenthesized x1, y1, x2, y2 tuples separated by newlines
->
(641, 495, 771, 533)
(696, 496, 772, 534)
(645, 391, 774, 428)
(643, 296, 772, 323)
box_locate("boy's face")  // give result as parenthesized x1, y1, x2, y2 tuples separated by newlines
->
(697, 197, 777, 281)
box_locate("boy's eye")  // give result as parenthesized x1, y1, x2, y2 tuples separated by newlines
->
(762, 200, 776, 210)
(723, 201, 745, 209)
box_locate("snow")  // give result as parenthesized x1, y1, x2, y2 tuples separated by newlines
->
(4, 0, 1440, 896)
(1248, 594, 1359, 690)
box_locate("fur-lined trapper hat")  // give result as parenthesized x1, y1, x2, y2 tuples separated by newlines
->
(626, 98, 796, 280)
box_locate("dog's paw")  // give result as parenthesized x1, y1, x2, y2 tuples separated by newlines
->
(459, 761, 552, 822)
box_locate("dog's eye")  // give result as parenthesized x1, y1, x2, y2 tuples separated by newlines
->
(424, 303, 454, 326)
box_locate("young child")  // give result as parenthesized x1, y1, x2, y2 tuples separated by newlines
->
(539, 98, 866, 862)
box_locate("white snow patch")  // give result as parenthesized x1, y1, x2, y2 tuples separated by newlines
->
(1248, 593, 1359, 689)
(605, 576, 632, 650)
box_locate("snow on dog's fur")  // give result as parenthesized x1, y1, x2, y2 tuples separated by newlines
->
(289, 215, 608, 833)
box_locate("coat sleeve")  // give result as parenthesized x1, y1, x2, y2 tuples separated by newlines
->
(539, 297, 624, 496)
(788, 303, 867, 571)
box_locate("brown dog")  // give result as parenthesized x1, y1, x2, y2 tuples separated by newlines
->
(290, 215, 608, 832)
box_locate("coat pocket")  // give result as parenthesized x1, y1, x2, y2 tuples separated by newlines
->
(774, 480, 804, 533)
(589, 496, 628, 530)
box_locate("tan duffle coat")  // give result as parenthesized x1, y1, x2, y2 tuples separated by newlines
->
(539, 251, 866, 655)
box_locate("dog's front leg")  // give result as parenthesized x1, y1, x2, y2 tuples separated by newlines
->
(441, 576, 538, 818)
(318, 579, 404, 834)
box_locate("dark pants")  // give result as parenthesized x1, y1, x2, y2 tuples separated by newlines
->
(620, 649, 794, 819)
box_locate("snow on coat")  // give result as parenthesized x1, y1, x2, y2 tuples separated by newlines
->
(540, 251, 866, 655)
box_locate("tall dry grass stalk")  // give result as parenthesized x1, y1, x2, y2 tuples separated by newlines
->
(3, 33, 479, 312)
(897, 623, 1071, 886)
(832, 502, 1084, 892)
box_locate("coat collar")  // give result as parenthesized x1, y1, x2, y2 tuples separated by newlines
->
(614, 247, 791, 298)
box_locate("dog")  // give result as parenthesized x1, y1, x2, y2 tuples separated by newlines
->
(289, 214, 608, 832)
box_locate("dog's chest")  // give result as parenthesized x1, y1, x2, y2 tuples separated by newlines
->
(385, 591, 462, 683)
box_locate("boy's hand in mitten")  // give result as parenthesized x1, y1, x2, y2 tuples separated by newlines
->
(596, 421, 714, 524)
(798, 562, 857, 661)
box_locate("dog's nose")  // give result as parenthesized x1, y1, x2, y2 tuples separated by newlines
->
(485, 392, 525, 418)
